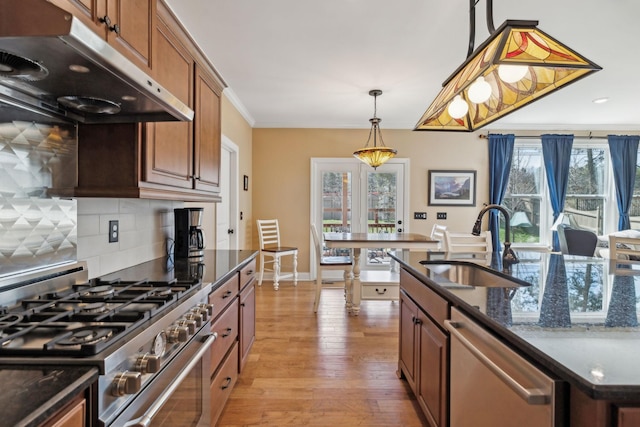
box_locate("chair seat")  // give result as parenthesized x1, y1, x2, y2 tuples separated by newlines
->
(262, 246, 298, 253)
(320, 256, 352, 266)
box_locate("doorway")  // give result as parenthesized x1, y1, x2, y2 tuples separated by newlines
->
(310, 158, 409, 278)
(216, 136, 240, 250)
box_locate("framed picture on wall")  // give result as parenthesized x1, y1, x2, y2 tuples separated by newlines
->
(428, 170, 476, 206)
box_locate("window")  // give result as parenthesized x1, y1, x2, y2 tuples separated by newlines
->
(503, 140, 612, 248)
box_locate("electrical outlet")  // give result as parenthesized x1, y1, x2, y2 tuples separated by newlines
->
(109, 220, 119, 243)
(414, 212, 427, 220)
(436, 212, 447, 220)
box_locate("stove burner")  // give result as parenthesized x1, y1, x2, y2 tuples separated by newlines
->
(79, 302, 108, 314)
(56, 327, 114, 346)
(85, 285, 115, 298)
(0, 314, 23, 329)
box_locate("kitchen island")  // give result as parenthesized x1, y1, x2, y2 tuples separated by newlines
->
(392, 250, 640, 427)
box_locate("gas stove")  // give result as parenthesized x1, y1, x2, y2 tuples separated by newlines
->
(0, 277, 199, 356)
(0, 260, 214, 426)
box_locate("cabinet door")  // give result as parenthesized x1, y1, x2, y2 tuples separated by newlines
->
(418, 312, 448, 427)
(105, 0, 155, 70)
(48, 0, 107, 37)
(145, 13, 194, 189)
(239, 279, 256, 372)
(399, 292, 418, 392)
(41, 394, 86, 427)
(194, 66, 222, 193)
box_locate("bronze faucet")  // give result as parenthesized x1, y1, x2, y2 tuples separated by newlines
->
(472, 204, 519, 265)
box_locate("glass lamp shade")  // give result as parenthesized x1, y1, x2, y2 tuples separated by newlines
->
(353, 147, 397, 169)
(414, 20, 601, 131)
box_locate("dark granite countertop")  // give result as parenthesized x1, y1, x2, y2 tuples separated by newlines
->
(0, 364, 98, 427)
(99, 249, 258, 291)
(392, 250, 640, 401)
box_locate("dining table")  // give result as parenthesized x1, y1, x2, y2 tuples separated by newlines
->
(323, 232, 439, 315)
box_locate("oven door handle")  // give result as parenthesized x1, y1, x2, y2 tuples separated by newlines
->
(123, 332, 218, 427)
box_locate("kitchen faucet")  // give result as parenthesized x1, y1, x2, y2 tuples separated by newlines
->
(472, 204, 519, 265)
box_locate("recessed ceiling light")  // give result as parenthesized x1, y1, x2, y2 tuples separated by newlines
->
(592, 97, 609, 104)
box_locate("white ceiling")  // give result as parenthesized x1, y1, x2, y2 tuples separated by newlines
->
(164, 0, 640, 131)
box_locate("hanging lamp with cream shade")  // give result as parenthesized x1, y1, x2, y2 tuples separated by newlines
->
(354, 89, 397, 169)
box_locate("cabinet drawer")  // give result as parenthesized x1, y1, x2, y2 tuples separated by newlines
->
(240, 258, 256, 290)
(361, 283, 399, 300)
(209, 274, 239, 318)
(400, 269, 449, 328)
(210, 300, 239, 375)
(210, 342, 239, 425)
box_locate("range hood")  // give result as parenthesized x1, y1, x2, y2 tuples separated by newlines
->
(0, 0, 194, 124)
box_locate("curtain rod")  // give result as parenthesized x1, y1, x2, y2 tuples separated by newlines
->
(478, 133, 609, 140)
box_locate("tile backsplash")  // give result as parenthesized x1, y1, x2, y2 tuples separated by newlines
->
(0, 117, 185, 280)
(77, 198, 183, 279)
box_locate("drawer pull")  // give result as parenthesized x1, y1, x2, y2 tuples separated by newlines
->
(221, 377, 232, 390)
(222, 327, 233, 338)
(375, 288, 387, 294)
(222, 290, 233, 299)
(246, 269, 254, 275)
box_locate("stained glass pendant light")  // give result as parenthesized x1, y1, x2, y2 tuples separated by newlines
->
(414, 0, 601, 132)
(354, 89, 397, 169)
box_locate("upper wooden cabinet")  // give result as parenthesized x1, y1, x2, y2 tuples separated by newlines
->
(71, 0, 225, 202)
(48, 0, 155, 71)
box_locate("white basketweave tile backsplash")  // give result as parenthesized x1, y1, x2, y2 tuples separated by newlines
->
(77, 198, 184, 279)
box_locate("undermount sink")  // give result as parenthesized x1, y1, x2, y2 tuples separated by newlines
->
(419, 261, 530, 288)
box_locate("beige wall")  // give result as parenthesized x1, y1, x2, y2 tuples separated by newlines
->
(252, 128, 490, 273)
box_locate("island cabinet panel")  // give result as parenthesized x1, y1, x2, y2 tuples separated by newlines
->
(570, 386, 640, 427)
(399, 267, 450, 427)
(40, 393, 86, 427)
(49, 0, 154, 71)
(617, 407, 640, 427)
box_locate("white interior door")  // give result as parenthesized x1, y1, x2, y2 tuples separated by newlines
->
(216, 136, 239, 250)
(310, 158, 408, 276)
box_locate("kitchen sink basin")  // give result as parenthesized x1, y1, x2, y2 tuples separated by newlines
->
(419, 261, 530, 288)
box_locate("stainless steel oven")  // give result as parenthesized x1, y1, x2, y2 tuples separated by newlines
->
(0, 261, 217, 427)
(111, 327, 217, 427)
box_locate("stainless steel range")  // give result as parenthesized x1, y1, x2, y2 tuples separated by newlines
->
(0, 261, 214, 426)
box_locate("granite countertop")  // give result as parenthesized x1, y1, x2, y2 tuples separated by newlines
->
(392, 250, 640, 401)
(98, 249, 258, 290)
(0, 365, 98, 427)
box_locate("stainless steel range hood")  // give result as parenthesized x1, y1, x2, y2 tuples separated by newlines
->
(0, 0, 194, 123)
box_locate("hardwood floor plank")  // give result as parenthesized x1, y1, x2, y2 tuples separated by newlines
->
(216, 282, 427, 426)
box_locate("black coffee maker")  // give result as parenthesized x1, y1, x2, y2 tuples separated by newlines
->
(174, 207, 206, 258)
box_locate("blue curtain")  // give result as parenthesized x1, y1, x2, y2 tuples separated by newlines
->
(608, 135, 639, 231)
(542, 134, 574, 251)
(488, 134, 515, 252)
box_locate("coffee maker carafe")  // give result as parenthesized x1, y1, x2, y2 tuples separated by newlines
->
(174, 208, 206, 258)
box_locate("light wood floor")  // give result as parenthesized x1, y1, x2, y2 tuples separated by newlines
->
(216, 281, 428, 426)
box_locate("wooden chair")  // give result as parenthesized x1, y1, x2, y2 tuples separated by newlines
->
(430, 224, 447, 250)
(607, 235, 640, 275)
(310, 224, 352, 312)
(444, 230, 493, 253)
(256, 219, 298, 290)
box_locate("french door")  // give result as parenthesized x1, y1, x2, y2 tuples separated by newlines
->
(310, 158, 408, 274)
